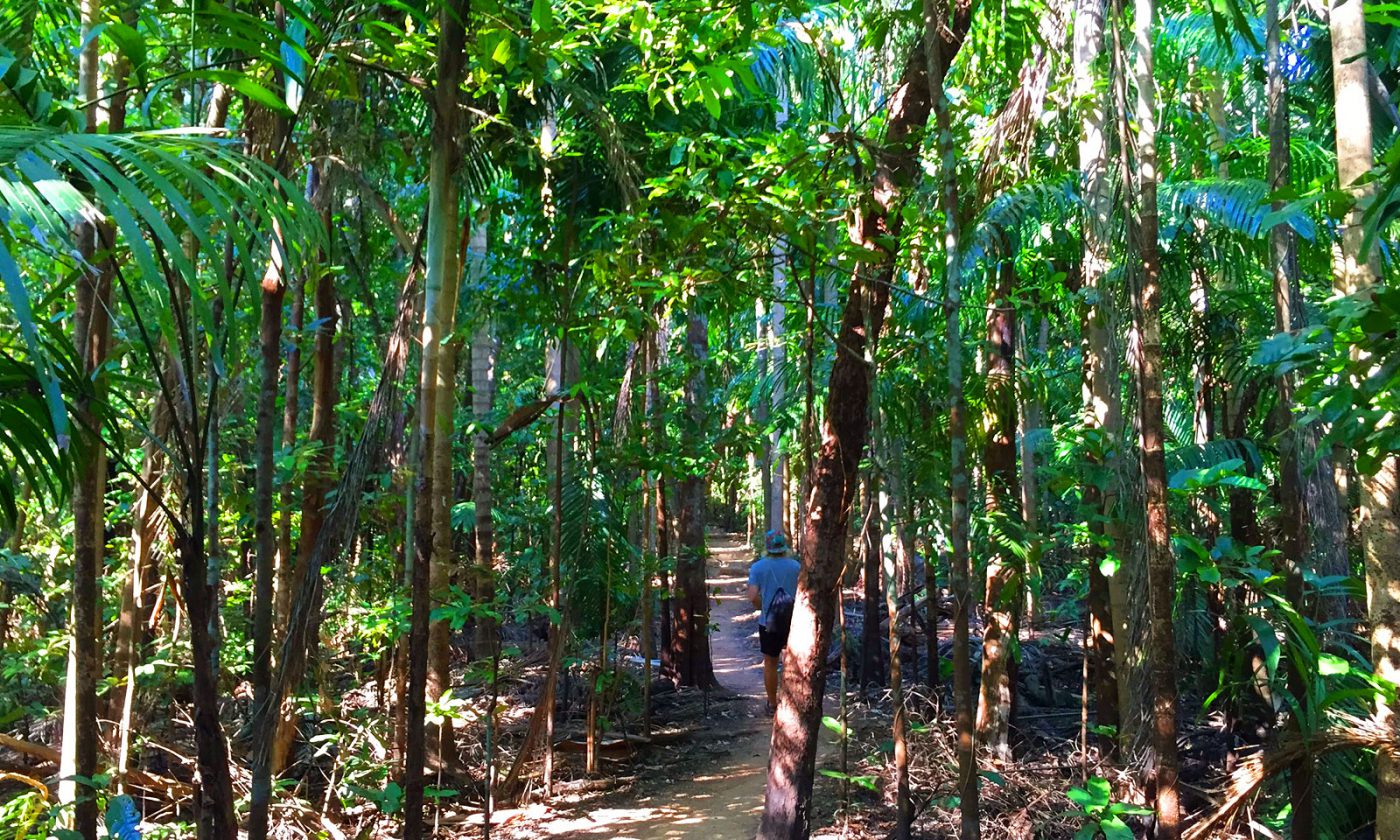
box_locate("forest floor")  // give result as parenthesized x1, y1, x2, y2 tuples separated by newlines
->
(497, 531, 848, 840)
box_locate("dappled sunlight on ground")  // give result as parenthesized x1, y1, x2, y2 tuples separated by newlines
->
(508, 531, 773, 839)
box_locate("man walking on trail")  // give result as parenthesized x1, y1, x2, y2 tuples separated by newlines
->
(748, 530, 801, 713)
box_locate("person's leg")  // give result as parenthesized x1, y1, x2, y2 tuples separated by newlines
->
(764, 654, 778, 709)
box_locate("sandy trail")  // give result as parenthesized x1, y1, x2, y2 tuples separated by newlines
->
(528, 531, 775, 839)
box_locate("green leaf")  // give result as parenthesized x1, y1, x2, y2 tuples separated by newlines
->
(1100, 814, 1134, 840)
(1319, 653, 1350, 676)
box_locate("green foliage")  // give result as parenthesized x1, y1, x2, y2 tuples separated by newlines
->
(1065, 777, 1152, 840)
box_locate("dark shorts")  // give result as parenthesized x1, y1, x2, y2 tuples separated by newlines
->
(759, 623, 789, 657)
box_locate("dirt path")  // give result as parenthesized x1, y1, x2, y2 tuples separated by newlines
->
(518, 531, 776, 839)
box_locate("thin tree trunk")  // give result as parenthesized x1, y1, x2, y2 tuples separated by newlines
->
(469, 211, 497, 658)
(404, 7, 466, 831)
(1266, 2, 1313, 832)
(1129, 0, 1181, 828)
(249, 212, 288, 840)
(60, 3, 108, 830)
(275, 278, 304, 634)
(272, 207, 338, 776)
(877, 424, 911, 838)
(926, 0, 979, 834)
(428, 215, 468, 767)
(1329, 0, 1400, 831)
(860, 476, 884, 688)
(977, 259, 1018, 765)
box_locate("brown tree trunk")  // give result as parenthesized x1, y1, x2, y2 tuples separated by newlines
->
(271, 216, 339, 776)
(1129, 0, 1181, 829)
(249, 214, 288, 840)
(758, 21, 964, 833)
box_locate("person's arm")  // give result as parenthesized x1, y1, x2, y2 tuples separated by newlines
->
(747, 564, 763, 610)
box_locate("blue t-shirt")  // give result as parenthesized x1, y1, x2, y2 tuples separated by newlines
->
(748, 553, 801, 628)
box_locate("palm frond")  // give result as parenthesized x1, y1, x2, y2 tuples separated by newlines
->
(1159, 177, 1317, 242)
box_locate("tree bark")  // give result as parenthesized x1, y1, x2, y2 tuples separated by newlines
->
(673, 311, 715, 687)
(1129, 0, 1181, 829)
(404, 5, 466, 832)
(922, 1, 981, 835)
(977, 259, 1019, 764)
(60, 3, 108, 831)
(274, 278, 304, 635)
(249, 213, 288, 840)
(1329, 0, 1400, 831)
(469, 212, 497, 658)
(758, 19, 964, 832)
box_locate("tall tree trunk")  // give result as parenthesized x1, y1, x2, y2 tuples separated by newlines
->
(673, 311, 715, 687)
(1018, 315, 1045, 624)
(404, 6, 466, 832)
(757, 299, 773, 535)
(1329, 0, 1400, 831)
(1266, 2, 1313, 832)
(877, 422, 911, 838)
(469, 213, 497, 658)
(1130, 0, 1181, 829)
(60, 3, 108, 831)
(275, 279, 304, 634)
(271, 206, 338, 776)
(428, 215, 468, 767)
(925, 0, 979, 834)
(249, 211, 289, 840)
(758, 18, 965, 831)
(977, 259, 1019, 764)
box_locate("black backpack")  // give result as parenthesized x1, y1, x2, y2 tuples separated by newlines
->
(768, 587, 795, 637)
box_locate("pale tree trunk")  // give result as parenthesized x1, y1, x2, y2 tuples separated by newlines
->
(1017, 315, 1045, 625)
(977, 260, 1018, 765)
(756, 299, 772, 534)
(404, 4, 466, 832)
(860, 475, 884, 688)
(275, 280, 304, 634)
(60, 3, 108, 832)
(469, 212, 497, 658)
(770, 79, 791, 537)
(876, 417, 911, 839)
(1074, 0, 1122, 757)
(1130, 0, 1181, 830)
(1266, 2, 1313, 832)
(926, 0, 978, 832)
(1330, 0, 1400, 831)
